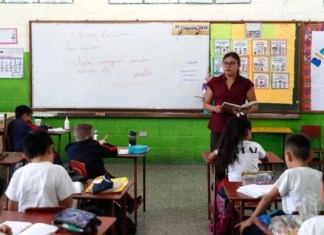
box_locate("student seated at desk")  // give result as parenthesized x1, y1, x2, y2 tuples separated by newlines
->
(209, 116, 266, 184)
(0, 177, 12, 235)
(5, 130, 74, 212)
(66, 123, 142, 214)
(237, 133, 323, 235)
(298, 168, 324, 235)
(8, 105, 63, 166)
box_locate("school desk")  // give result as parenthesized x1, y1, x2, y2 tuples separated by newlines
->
(223, 181, 281, 235)
(72, 180, 134, 235)
(114, 147, 151, 225)
(48, 128, 71, 156)
(0, 210, 116, 235)
(252, 127, 293, 157)
(0, 152, 25, 184)
(201, 151, 284, 219)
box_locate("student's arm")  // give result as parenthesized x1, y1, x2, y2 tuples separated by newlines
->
(59, 195, 73, 208)
(7, 199, 18, 211)
(235, 187, 280, 234)
(208, 150, 216, 161)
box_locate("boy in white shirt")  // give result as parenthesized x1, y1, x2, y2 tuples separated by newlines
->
(298, 169, 324, 235)
(6, 130, 74, 212)
(0, 177, 12, 235)
(237, 133, 322, 235)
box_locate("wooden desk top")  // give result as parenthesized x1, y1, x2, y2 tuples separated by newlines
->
(0, 210, 116, 235)
(48, 129, 71, 135)
(72, 180, 134, 200)
(201, 151, 284, 165)
(0, 152, 25, 165)
(252, 127, 293, 134)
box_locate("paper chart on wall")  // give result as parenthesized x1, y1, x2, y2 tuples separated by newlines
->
(0, 48, 24, 78)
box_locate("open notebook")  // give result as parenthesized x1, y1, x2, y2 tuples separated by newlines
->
(0, 221, 58, 235)
(236, 184, 274, 198)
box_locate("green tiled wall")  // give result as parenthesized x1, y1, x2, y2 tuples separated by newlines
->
(1, 53, 323, 165)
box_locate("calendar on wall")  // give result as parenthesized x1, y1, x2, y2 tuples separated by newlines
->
(0, 48, 24, 78)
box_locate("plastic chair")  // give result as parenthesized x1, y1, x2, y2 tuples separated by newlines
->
(301, 125, 324, 169)
(25, 206, 65, 213)
(70, 160, 88, 178)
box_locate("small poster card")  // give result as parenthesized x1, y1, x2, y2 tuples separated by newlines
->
(270, 56, 287, 72)
(272, 73, 289, 89)
(213, 57, 224, 75)
(0, 28, 17, 44)
(252, 40, 269, 55)
(233, 40, 249, 55)
(245, 23, 261, 39)
(252, 56, 269, 72)
(253, 73, 270, 89)
(270, 39, 287, 55)
(240, 56, 249, 72)
(214, 39, 230, 55)
(172, 22, 210, 35)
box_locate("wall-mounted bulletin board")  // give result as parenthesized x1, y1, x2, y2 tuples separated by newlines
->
(301, 22, 324, 112)
(30, 21, 210, 113)
(210, 22, 300, 113)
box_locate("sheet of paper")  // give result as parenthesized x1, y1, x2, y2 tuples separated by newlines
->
(0, 221, 32, 235)
(20, 223, 58, 235)
(237, 184, 274, 198)
(48, 127, 66, 133)
(118, 148, 129, 154)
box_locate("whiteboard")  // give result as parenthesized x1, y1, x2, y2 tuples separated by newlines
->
(30, 22, 210, 110)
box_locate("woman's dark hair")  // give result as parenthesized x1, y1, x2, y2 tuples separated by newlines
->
(223, 51, 241, 76)
(215, 116, 251, 179)
(0, 177, 5, 196)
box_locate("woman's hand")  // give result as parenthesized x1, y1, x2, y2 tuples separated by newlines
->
(214, 105, 222, 113)
(0, 224, 13, 235)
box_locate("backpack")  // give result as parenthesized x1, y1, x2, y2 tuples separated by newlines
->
(208, 178, 232, 235)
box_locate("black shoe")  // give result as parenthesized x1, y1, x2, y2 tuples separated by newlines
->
(127, 196, 143, 214)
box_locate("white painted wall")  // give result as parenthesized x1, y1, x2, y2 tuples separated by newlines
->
(0, 0, 323, 50)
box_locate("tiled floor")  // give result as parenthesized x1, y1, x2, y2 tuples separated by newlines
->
(108, 163, 210, 235)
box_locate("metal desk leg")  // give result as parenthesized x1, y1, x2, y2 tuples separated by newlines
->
(143, 155, 146, 212)
(134, 158, 138, 225)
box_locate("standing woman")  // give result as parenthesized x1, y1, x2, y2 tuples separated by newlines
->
(204, 52, 258, 151)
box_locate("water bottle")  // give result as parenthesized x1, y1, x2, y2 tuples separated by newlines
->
(255, 173, 274, 184)
(128, 131, 137, 146)
(242, 175, 256, 185)
(93, 129, 98, 140)
(64, 116, 70, 130)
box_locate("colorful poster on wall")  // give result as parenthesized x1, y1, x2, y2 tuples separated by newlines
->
(311, 31, 324, 110)
(245, 23, 261, 39)
(213, 57, 224, 75)
(270, 39, 287, 55)
(232, 40, 249, 55)
(0, 48, 24, 78)
(252, 39, 268, 55)
(270, 56, 287, 72)
(253, 73, 269, 89)
(253, 56, 269, 72)
(214, 39, 230, 55)
(272, 73, 289, 89)
(240, 56, 249, 72)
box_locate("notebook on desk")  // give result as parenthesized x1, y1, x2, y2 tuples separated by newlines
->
(118, 148, 129, 155)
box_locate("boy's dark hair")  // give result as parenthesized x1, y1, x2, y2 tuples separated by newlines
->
(15, 105, 33, 118)
(285, 133, 311, 161)
(23, 130, 53, 159)
(0, 177, 5, 196)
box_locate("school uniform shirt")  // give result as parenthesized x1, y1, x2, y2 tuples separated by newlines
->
(6, 161, 74, 212)
(8, 119, 39, 152)
(227, 140, 266, 182)
(207, 74, 254, 133)
(298, 216, 324, 235)
(274, 167, 322, 214)
(65, 139, 117, 179)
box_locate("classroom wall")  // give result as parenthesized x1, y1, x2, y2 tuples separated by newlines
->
(0, 0, 324, 164)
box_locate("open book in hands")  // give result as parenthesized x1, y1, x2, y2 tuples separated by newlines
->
(221, 100, 257, 113)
